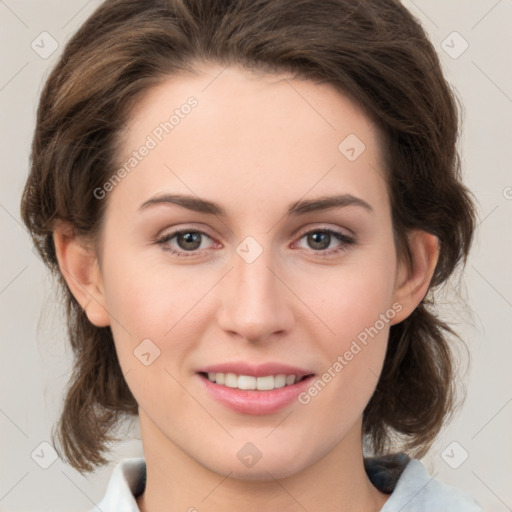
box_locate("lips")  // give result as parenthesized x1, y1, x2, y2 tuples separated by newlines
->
(196, 362, 315, 415)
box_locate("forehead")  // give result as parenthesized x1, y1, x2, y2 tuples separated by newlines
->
(110, 64, 389, 219)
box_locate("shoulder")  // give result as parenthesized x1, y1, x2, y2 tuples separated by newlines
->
(91, 458, 146, 512)
(366, 455, 484, 512)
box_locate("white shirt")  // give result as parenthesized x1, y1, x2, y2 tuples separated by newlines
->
(92, 456, 483, 511)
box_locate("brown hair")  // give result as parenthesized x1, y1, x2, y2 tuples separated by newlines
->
(20, 0, 476, 473)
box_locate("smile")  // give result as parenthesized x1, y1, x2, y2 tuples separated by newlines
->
(204, 372, 307, 391)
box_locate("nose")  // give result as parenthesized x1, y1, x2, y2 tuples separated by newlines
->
(216, 245, 295, 343)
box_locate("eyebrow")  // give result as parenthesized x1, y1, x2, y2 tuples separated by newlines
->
(138, 193, 373, 216)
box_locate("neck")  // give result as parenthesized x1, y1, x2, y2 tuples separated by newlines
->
(136, 412, 389, 512)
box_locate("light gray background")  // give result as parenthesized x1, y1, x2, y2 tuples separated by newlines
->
(1, 1, 511, 510)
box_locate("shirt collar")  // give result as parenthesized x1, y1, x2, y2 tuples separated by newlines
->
(95, 457, 146, 511)
(94, 455, 482, 512)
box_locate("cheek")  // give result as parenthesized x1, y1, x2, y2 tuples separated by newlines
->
(298, 244, 397, 396)
(306, 250, 397, 349)
(100, 248, 229, 409)
(297, 285, 393, 437)
(101, 254, 208, 421)
(101, 247, 209, 337)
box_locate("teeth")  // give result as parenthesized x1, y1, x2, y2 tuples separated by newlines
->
(274, 375, 287, 388)
(238, 375, 257, 390)
(224, 373, 238, 388)
(257, 375, 274, 391)
(205, 372, 301, 390)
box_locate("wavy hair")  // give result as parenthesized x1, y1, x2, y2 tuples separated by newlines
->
(20, 0, 476, 473)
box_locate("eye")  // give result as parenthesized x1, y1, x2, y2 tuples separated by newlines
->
(155, 229, 215, 257)
(155, 226, 356, 258)
(294, 228, 355, 256)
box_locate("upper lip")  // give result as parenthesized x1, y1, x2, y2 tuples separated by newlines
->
(196, 362, 314, 378)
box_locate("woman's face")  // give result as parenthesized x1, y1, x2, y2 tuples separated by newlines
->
(94, 64, 408, 478)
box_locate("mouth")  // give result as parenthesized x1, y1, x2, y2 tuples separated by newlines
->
(196, 364, 316, 415)
(199, 371, 311, 391)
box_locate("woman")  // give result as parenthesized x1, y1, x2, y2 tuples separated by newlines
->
(20, 0, 482, 510)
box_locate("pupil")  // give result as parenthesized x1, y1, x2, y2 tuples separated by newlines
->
(308, 232, 330, 250)
(178, 232, 201, 250)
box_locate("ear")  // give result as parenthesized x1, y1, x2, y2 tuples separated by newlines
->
(53, 221, 110, 327)
(391, 230, 439, 325)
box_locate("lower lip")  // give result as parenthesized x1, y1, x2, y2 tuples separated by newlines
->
(198, 373, 315, 415)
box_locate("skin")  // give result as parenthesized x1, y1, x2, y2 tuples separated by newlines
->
(54, 64, 439, 512)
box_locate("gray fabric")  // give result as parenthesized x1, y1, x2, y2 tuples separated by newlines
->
(374, 458, 483, 511)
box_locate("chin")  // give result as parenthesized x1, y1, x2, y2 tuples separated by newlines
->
(200, 449, 312, 482)
(220, 462, 303, 482)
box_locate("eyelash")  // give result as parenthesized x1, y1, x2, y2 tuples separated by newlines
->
(154, 227, 356, 258)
